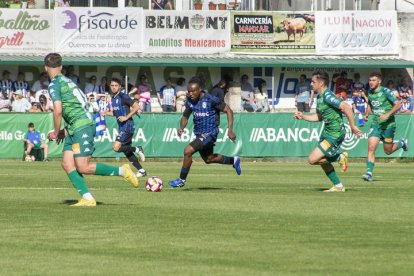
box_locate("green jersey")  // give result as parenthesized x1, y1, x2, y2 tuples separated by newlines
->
(367, 86, 397, 128)
(316, 88, 345, 138)
(48, 74, 93, 134)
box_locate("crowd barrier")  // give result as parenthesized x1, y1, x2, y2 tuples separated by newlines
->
(1, 113, 412, 158)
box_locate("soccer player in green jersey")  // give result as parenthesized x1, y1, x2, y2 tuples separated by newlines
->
(295, 71, 362, 192)
(362, 72, 408, 182)
(45, 53, 138, 207)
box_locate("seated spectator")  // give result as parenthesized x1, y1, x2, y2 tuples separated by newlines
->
(84, 75, 99, 97)
(240, 74, 259, 112)
(210, 80, 226, 102)
(352, 73, 365, 93)
(0, 86, 11, 112)
(65, 65, 80, 87)
(157, 78, 176, 112)
(13, 72, 30, 99)
(122, 76, 134, 94)
(131, 74, 152, 112)
(398, 77, 413, 99)
(175, 77, 187, 112)
(29, 102, 42, 113)
(98, 76, 110, 94)
(1, 70, 14, 100)
(12, 90, 31, 112)
(386, 80, 399, 97)
(23, 122, 48, 161)
(334, 71, 350, 100)
(31, 72, 49, 100)
(39, 94, 53, 112)
(399, 96, 413, 114)
(255, 79, 270, 112)
(295, 74, 313, 112)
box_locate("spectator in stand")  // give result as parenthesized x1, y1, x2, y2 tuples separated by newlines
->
(65, 65, 81, 87)
(151, 0, 173, 9)
(399, 96, 413, 114)
(1, 70, 14, 101)
(157, 78, 176, 112)
(12, 90, 31, 112)
(13, 72, 30, 99)
(386, 80, 399, 97)
(98, 76, 110, 94)
(97, 93, 111, 113)
(0, 93, 11, 112)
(122, 76, 134, 94)
(133, 74, 152, 112)
(295, 74, 313, 112)
(398, 77, 413, 99)
(175, 77, 187, 112)
(31, 72, 50, 102)
(240, 74, 259, 112)
(255, 79, 270, 112)
(23, 122, 49, 161)
(334, 71, 350, 100)
(84, 75, 99, 97)
(210, 80, 226, 102)
(29, 102, 42, 113)
(39, 94, 53, 112)
(352, 91, 367, 127)
(87, 94, 99, 114)
(351, 73, 365, 93)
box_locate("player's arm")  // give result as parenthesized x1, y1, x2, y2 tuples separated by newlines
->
(178, 108, 192, 137)
(223, 104, 236, 142)
(339, 101, 362, 137)
(380, 92, 401, 121)
(118, 97, 139, 122)
(364, 103, 372, 121)
(294, 112, 320, 122)
(47, 83, 65, 141)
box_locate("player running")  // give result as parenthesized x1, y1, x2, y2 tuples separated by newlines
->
(294, 71, 362, 192)
(362, 72, 408, 182)
(104, 78, 146, 177)
(168, 77, 241, 188)
(45, 53, 138, 207)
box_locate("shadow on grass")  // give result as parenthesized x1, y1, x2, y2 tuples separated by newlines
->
(181, 187, 239, 192)
(313, 188, 356, 192)
(61, 199, 105, 205)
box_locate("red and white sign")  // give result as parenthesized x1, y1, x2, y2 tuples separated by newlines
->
(315, 11, 399, 55)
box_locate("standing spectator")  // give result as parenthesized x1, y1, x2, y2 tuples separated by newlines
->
(295, 74, 313, 112)
(1, 70, 14, 101)
(352, 91, 367, 127)
(13, 72, 30, 99)
(386, 80, 399, 97)
(399, 96, 413, 113)
(84, 75, 99, 97)
(334, 71, 350, 100)
(134, 75, 152, 112)
(175, 77, 187, 112)
(210, 80, 226, 102)
(87, 94, 99, 114)
(31, 72, 50, 101)
(255, 79, 270, 112)
(23, 122, 49, 161)
(157, 78, 176, 112)
(29, 102, 42, 113)
(240, 74, 259, 112)
(39, 94, 53, 112)
(351, 73, 365, 93)
(65, 65, 80, 87)
(97, 94, 111, 113)
(98, 76, 110, 94)
(11, 90, 31, 112)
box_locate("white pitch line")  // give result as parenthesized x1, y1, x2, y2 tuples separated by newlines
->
(0, 187, 118, 191)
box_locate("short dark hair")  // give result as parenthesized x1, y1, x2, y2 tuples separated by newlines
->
(40, 72, 48, 78)
(177, 77, 185, 86)
(369, 72, 382, 80)
(111, 78, 122, 85)
(354, 73, 360, 79)
(340, 71, 347, 77)
(241, 74, 248, 80)
(300, 74, 306, 79)
(28, 122, 34, 128)
(44, 53, 62, 68)
(312, 71, 330, 86)
(188, 76, 202, 87)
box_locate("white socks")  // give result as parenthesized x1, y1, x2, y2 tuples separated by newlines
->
(83, 192, 94, 200)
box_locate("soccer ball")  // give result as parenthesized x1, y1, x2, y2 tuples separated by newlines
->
(145, 176, 163, 192)
(25, 155, 35, 162)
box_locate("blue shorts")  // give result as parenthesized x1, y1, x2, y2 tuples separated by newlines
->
(116, 121, 135, 145)
(190, 133, 218, 158)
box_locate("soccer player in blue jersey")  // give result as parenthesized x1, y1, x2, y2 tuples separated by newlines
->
(105, 78, 147, 178)
(169, 77, 241, 188)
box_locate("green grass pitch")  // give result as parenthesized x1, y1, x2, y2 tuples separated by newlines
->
(0, 160, 413, 275)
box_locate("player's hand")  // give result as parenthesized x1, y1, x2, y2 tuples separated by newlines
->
(363, 114, 369, 121)
(177, 128, 184, 137)
(118, 116, 128, 122)
(48, 130, 58, 141)
(351, 125, 363, 137)
(294, 112, 303, 120)
(228, 129, 236, 142)
(379, 114, 389, 121)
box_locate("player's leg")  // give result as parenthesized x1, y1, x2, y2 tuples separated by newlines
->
(312, 136, 348, 172)
(382, 126, 408, 155)
(199, 138, 241, 175)
(40, 141, 48, 161)
(25, 142, 34, 156)
(321, 163, 345, 192)
(168, 144, 196, 188)
(113, 131, 146, 174)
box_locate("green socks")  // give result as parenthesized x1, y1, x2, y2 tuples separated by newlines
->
(327, 153, 341, 163)
(67, 170, 90, 196)
(325, 169, 341, 185)
(366, 160, 375, 174)
(396, 140, 403, 150)
(95, 163, 120, 176)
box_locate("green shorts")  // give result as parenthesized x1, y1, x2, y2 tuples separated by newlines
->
(368, 123, 396, 144)
(317, 133, 345, 158)
(63, 124, 96, 157)
(34, 143, 42, 148)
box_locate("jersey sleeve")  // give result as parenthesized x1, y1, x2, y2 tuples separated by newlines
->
(183, 100, 193, 118)
(323, 92, 342, 109)
(48, 80, 62, 102)
(211, 96, 226, 112)
(121, 94, 134, 107)
(384, 88, 398, 103)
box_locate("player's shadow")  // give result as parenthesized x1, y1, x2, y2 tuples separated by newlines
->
(61, 199, 104, 205)
(313, 188, 354, 192)
(182, 187, 239, 192)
